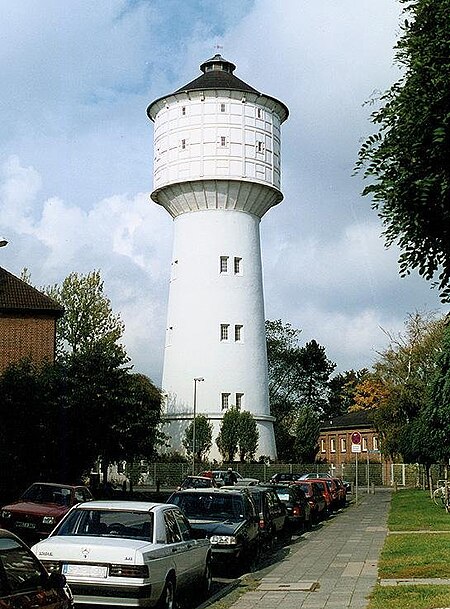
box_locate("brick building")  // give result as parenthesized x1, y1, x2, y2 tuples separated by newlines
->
(0, 267, 63, 373)
(318, 410, 381, 466)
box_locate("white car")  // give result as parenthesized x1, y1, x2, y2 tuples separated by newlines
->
(31, 501, 211, 608)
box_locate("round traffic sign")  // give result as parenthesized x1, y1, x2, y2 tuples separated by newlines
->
(351, 431, 362, 444)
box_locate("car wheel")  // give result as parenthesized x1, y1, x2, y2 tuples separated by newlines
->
(158, 576, 176, 609)
(200, 554, 212, 598)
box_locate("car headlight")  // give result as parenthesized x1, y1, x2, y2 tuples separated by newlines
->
(210, 535, 237, 545)
(1, 510, 11, 519)
(42, 516, 56, 525)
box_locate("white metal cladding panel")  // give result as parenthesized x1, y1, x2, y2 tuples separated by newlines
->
(162, 210, 271, 419)
(152, 95, 281, 190)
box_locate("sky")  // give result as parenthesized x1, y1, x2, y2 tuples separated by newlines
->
(0, 0, 445, 385)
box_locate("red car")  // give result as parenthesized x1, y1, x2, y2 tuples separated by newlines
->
(0, 483, 93, 541)
(295, 481, 327, 523)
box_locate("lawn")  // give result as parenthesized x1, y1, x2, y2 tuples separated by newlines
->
(368, 489, 450, 609)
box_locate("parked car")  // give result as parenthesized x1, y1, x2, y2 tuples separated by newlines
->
(0, 483, 93, 541)
(299, 472, 332, 480)
(331, 478, 348, 506)
(241, 486, 287, 548)
(294, 481, 328, 523)
(167, 488, 260, 574)
(269, 484, 312, 532)
(31, 500, 212, 608)
(178, 475, 217, 490)
(306, 479, 334, 515)
(269, 473, 303, 484)
(0, 528, 73, 609)
(205, 470, 260, 487)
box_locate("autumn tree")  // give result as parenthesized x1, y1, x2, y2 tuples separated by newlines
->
(327, 369, 370, 417)
(356, 0, 450, 301)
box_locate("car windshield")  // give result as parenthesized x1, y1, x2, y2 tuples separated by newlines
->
(21, 484, 72, 506)
(171, 493, 245, 521)
(54, 509, 153, 541)
(275, 490, 290, 502)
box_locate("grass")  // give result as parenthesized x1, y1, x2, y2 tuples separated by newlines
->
(368, 489, 450, 609)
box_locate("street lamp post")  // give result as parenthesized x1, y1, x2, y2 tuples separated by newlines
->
(192, 377, 205, 475)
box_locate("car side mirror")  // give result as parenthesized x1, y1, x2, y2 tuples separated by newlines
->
(45, 571, 67, 590)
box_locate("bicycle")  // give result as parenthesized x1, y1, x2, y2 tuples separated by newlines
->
(432, 480, 450, 511)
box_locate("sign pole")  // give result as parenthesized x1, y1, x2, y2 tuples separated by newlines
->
(351, 431, 362, 504)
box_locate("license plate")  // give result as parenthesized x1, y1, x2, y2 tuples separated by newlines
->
(62, 564, 108, 578)
(16, 522, 36, 529)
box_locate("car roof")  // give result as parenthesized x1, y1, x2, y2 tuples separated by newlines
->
(171, 488, 242, 496)
(74, 500, 168, 511)
(26, 482, 85, 489)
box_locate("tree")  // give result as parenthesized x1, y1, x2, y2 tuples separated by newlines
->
(238, 411, 259, 462)
(370, 311, 446, 459)
(183, 415, 213, 462)
(216, 408, 241, 462)
(352, 377, 389, 412)
(46, 270, 126, 357)
(327, 369, 370, 417)
(293, 406, 321, 463)
(356, 0, 450, 302)
(265, 320, 335, 461)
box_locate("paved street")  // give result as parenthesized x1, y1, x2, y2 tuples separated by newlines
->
(227, 489, 392, 609)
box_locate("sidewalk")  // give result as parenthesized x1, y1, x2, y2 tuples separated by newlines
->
(232, 489, 392, 609)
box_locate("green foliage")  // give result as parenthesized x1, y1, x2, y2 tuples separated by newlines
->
(266, 320, 335, 461)
(216, 407, 241, 462)
(45, 270, 126, 358)
(327, 369, 370, 417)
(238, 411, 259, 462)
(356, 0, 450, 301)
(370, 311, 446, 461)
(293, 406, 320, 463)
(0, 351, 163, 495)
(182, 415, 213, 462)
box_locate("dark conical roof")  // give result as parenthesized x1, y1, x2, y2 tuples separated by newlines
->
(175, 54, 259, 95)
(0, 267, 63, 316)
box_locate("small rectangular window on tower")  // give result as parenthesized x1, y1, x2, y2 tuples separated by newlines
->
(220, 103, 226, 112)
(220, 324, 229, 341)
(234, 257, 242, 274)
(181, 138, 186, 150)
(220, 136, 226, 147)
(181, 106, 186, 116)
(234, 324, 243, 342)
(257, 108, 262, 118)
(256, 141, 264, 153)
(235, 393, 244, 409)
(221, 393, 230, 410)
(220, 256, 229, 273)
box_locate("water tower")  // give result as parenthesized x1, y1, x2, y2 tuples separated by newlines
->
(147, 55, 288, 460)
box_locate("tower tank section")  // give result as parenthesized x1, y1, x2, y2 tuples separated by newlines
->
(148, 55, 289, 460)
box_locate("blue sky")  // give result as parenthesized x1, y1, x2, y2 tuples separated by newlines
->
(0, 0, 445, 384)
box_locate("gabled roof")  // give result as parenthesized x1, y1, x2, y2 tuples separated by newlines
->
(321, 410, 375, 431)
(0, 267, 64, 317)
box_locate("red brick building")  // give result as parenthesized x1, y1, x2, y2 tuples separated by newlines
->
(318, 410, 381, 466)
(0, 267, 63, 373)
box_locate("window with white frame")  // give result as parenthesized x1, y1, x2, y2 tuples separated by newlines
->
(220, 256, 228, 273)
(234, 257, 242, 274)
(221, 393, 230, 410)
(362, 437, 368, 451)
(234, 324, 243, 342)
(220, 324, 229, 341)
(236, 393, 244, 409)
(373, 436, 379, 451)
(321, 439, 326, 453)
(330, 438, 336, 453)
(340, 437, 347, 452)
